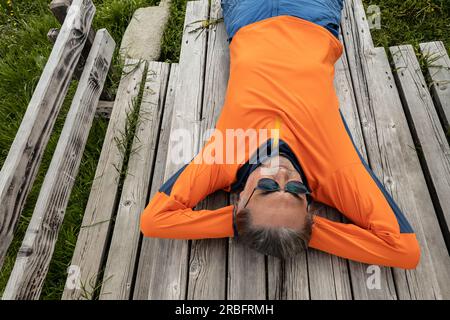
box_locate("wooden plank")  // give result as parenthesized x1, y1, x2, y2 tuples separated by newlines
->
(134, 0, 209, 300)
(342, 0, 374, 49)
(188, 193, 228, 300)
(187, 0, 228, 300)
(229, 194, 266, 300)
(2, 29, 115, 300)
(307, 208, 352, 300)
(336, 27, 398, 299)
(0, 0, 95, 270)
(341, 0, 400, 300)
(419, 42, 450, 132)
(267, 252, 307, 300)
(49, 0, 97, 81)
(390, 44, 450, 251)
(61, 58, 147, 300)
(99, 62, 170, 300)
(133, 64, 180, 300)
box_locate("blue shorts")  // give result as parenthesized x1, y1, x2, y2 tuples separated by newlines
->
(221, 0, 344, 41)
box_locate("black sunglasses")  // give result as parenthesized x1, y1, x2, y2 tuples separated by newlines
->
(243, 178, 311, 208)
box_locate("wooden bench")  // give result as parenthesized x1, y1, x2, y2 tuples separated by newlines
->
(2, 0, 450, 300)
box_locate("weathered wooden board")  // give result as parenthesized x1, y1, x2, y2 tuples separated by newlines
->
(229, 194, 266, 300)
(99, 62, 170, 300)
(188, 193, 228, 300)
(61, 58, 147, 300)
(49, 0, 97, 80)
(133, 0, 209, 300)
(419, 42, 450, 133)
(336, 23, 398, 299)
(390, 45, 450, 252)
(0, 0, 95, 270)
(133, 64, 180, 300)
(341, 0, 401, 300)
(267, 252, 307, 300)
(2, 29, 115, 300)
(187, 0, 229, 300)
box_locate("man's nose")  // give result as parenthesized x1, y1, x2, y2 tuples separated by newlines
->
(273, 167, 290, 187)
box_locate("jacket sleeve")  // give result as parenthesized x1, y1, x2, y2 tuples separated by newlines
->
(309, 163, 421, 269)
(140, 150, 235, 240)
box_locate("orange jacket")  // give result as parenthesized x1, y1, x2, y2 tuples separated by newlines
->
(140, 16, 420, 269)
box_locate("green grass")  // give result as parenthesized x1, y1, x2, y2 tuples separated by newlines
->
(0, 0, 188, 300)
(1, 0, 449, 300)
(363, 0, 450, 53)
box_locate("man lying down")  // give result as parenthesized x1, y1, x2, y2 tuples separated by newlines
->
(140, 0, 421, 269)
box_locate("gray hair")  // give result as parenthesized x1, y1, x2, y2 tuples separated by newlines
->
(234, 207, 313, 259)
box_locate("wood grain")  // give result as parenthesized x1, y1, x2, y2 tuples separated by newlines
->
(134, 0, 209, 300)
(390, 44, 450, 255)
(341, 0, 399, 300)
(132, 64, 180, 300)
(61, 58, 147, 300)
(229, 194, 266, 300)
(99, 62, 170, 300)
(187, 0, 229, 300)
(0, 0, 95, 270)
(2, 29, 115, 300)
(49, 0, 97, 81)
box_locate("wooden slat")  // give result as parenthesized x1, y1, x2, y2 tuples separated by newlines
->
(336, 27, 398, 299)
(188, 193, 228, 299)
(187, 0, 228, 300)
(341, 0, 400, 300)
(134, 0, 209, 300)
(49, 0, 97, 81)
(267, 252, 307, 300)
(419, 42, 450, 132)
(229, 194, 266, 300)
(307, 209, 352, 300)
(342, 0, 374, 49)
(61, 58, 147, 300)
(132, 64, 180, 300)
(390, 44, 450, 250)
(99, 62, 170, 300)
(0, 0, 95, 270)
(162, 0, 208, 178)
(2, 29, 115, 300)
